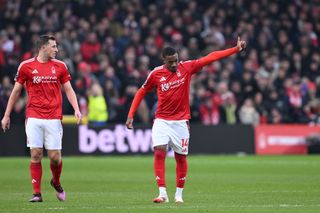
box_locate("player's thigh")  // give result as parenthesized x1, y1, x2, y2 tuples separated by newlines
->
(152, 119, 170, 147)
(43, 119, 63, 150)
(25, 118, 44, 148)
(169, 121, 190, 155)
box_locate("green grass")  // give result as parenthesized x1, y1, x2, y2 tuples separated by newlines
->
(0, 155, 320, 213)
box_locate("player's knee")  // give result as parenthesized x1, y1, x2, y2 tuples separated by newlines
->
(154, 145, 167, 151)
(48, 152, 61, 165)
(31, 151, 42, 162)
(50, 158, 60, 166)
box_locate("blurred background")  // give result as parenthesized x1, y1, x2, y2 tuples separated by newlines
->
(0, 0, 320, 156)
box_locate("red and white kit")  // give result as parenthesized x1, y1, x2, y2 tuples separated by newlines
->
(143, 60, 202, 154)
(15, 57, 71, 149)
(128, 47, 238, 154)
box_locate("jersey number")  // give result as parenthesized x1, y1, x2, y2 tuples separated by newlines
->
(181, 139, 189, 147)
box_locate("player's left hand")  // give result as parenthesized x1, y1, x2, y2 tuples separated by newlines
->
(126, 117, 134, 129)
(237, 36, 247, 51)
(1, 116, 10, 132)
(74, 110, 82, 125)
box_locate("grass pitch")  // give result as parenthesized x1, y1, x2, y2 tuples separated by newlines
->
(0, 155, 319, 213)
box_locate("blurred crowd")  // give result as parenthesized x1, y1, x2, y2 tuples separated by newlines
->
(1, 0, 320, 126)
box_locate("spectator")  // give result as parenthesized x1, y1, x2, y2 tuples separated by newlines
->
(74, 61, 95, 97)
(239, 98, 260, 126)
(0, 0, 319, 125)
(80, 32, 101, 72)
(87, 82, 108, 126)
(222, 92, 237, 125)
(118, 85, 149, 124)
(267, 107, 284, 124)
(283, 80, 309, 123)
(199, 94, 226, 125)
(309, 99, 320, 126)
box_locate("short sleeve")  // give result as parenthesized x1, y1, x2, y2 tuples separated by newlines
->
(60, 63, 71, 84)
(141, 71, 156, 92)
(14, 63, 27, 84)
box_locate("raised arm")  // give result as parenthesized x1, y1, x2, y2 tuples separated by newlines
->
(126, 88, 147, 129)
(197, 36, 246, 68)
(62, 81, 82, 124)
(1, 82, 23, 132)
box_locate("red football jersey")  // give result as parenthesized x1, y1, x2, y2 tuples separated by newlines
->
(15, 57, 71, 119)
(142, 60, 202, 120)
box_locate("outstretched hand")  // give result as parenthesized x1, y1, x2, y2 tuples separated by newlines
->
(237, 36, 247, 51)
(126, 117, 134, 129)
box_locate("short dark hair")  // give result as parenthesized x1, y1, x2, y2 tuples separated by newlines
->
(161, 46, 177, 58)
(36, 35, 56, 50)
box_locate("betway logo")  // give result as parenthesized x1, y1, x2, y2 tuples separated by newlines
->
(79, 125, 152, 153)
(268, 136, 306, 145)
(258, 134, 306, 149)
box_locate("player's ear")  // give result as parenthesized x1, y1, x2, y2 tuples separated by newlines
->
(162, 56, 166, 63)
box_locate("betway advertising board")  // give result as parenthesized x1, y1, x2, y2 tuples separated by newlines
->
(0, 124, 254, 156)
(78, 125, 152, 154)
(74, 124, 254, 155)
(255, 125, 320, 155)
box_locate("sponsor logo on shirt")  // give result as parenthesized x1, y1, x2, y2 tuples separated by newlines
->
(33, 76, 42, 84)
(160, 77, 185, 92)
(33, 76, 58, 84)
(161, 83, 170, 91)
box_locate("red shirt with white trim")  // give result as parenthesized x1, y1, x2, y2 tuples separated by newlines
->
(142, 60, 202, 120)
(15, 57, 71, 119)
(127, 47, 239, 120)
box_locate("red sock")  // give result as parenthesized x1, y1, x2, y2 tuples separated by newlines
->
(175, 152, 188, 188)
(30, 162, 42, 194)
(154, 149, 166, 187)
(50, 161, 62, 185)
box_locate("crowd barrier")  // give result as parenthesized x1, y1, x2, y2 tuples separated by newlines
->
(0, 124, 319, 156)
(0, 124, 254, 156)
(255, 125, 320, 154)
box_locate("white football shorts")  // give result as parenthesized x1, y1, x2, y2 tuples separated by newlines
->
(25, 118, 63, 150)
(152, 118, 190, 155)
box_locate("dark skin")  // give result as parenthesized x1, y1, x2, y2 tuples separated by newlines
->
(126, 53, 178, 151)
(163, 53, 179, 73)
(126, 37, 246, 126)
(125, 53, 179, 129)
(126, 37, 247, 151)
